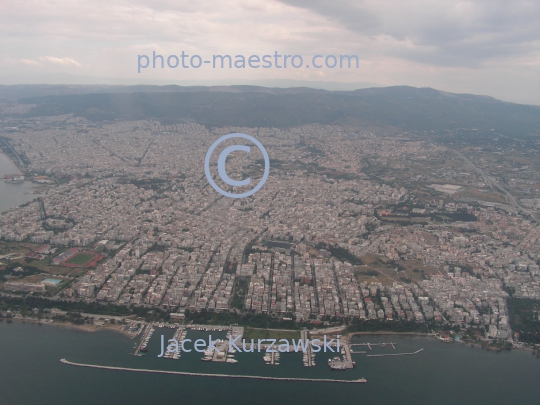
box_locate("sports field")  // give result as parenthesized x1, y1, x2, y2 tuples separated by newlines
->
(65, 253, 94, 265)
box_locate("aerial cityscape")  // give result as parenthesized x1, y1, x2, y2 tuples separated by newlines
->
(1, 107, 539, 354)
(1, 0, 540, 403)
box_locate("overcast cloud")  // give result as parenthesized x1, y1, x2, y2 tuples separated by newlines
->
(0, 0, 538, 104)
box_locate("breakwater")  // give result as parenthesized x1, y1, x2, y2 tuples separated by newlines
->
(60, 359, 367, 383)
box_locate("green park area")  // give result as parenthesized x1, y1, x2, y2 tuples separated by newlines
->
(242, 328, 300, 341)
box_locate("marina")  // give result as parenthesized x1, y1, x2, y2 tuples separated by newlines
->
(327, 339, 356, 370)
(302, 350, 315, 367)
(162, 327, 185, 360)
(3, 322, 540, 405)
(264, 351, 280, 365)
(131, 323, 425, 371)
(132, 323, 244, 364)
(133, 324, 153, 356)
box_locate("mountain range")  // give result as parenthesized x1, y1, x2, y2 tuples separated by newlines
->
(1, 85, 538, 137)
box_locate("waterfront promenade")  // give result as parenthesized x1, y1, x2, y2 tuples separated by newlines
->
(60, 359, 367, 383)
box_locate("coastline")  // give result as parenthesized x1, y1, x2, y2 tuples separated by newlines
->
(348, 331, 429, 337)
(2, 319, 539, 404)
(347, 330, 533, 354)
(0, 151, 23, 176)
(6, 318, 533, 354)
(9, 317, 136, 339)
(334, 331, 431, 343)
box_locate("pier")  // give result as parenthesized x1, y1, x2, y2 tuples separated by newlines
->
(60, 359, 367, 383)
(163, 327, 184, 360)
(343, 342, 353, 363)
(133, 323, 152, 355)
(212, 340, 229, 362)
(301, 330, 313, 367)
(328, 338, 355, 370)
(350, 342, 397, 350)
(366, 349, 424, 357)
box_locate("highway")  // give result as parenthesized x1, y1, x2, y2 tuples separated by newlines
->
(356, 236, 381, 257)
(456, 151, 536, 221)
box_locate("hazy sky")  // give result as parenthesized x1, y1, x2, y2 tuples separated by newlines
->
(1, 0, 539, 104)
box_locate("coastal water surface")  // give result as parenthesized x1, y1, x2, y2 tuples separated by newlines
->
(0, 153, 35, 213)
(1, 321, 539, 405)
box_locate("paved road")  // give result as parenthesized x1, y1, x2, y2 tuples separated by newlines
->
(356, 236, 381, 257)
(50, 309, 128, 321)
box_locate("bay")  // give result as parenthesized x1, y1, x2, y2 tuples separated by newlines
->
(0, 321, 539, 405)
(0, 153, 35, 213)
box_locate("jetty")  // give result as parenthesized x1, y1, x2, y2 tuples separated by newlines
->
(366, 348, 424, 357)
(59, 359, 367, 383)
(350, 342, 397, 350)
(133, 323, 152, 355)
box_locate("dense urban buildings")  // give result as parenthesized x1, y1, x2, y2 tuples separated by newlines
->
(1, 115, 539, 344)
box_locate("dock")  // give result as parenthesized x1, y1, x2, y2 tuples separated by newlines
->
(343, 342, 353, 363)
(366, 349, 424, 357)
(163, 327, 185, 360)
(328, 337, 355, 370)
(301, 330, 313, 367)
(350, 342, 397, 350)
(133, 323, 152, 355)
(212, 340, 229, 362)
